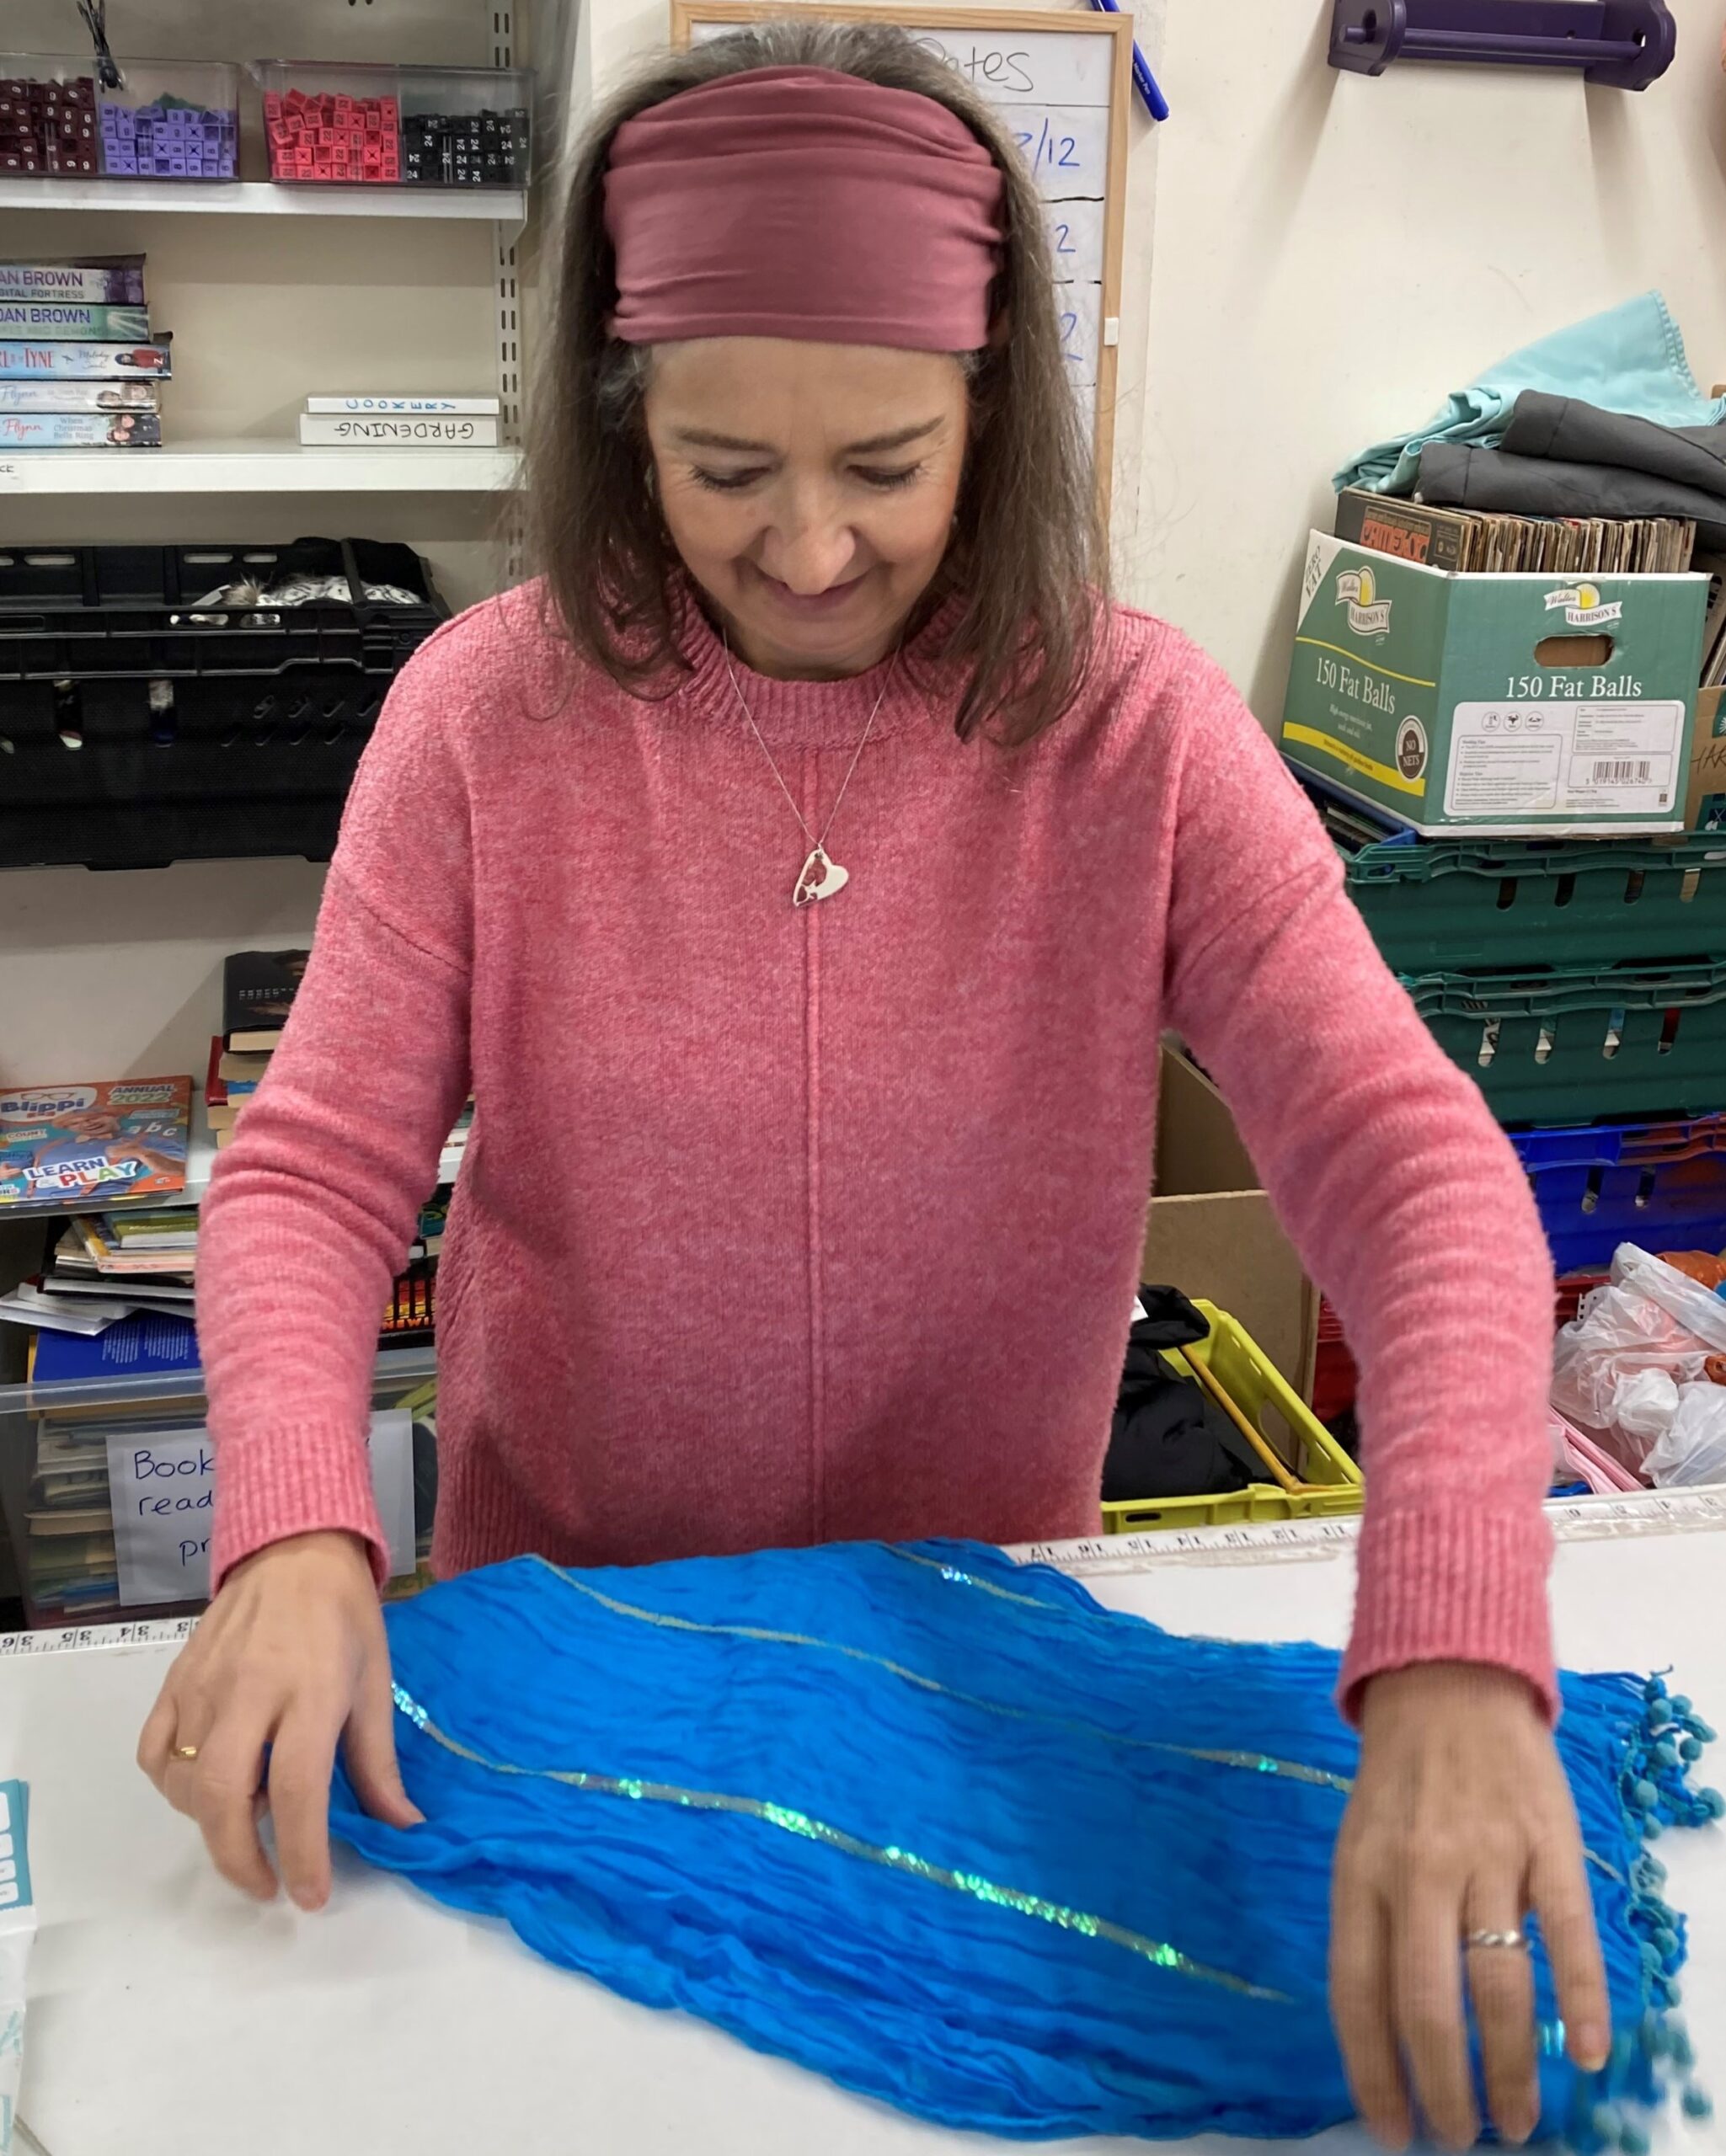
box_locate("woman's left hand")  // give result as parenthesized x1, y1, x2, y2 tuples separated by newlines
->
(1330, 1661, 1612, 2151)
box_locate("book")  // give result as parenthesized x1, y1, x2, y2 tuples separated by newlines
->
(103, 1210, 197, 1251)
(0, 257, 147, 305)
(222, 949, 307, 1051)
(0, 1078, 191, 1209)
(0, 380, 158, 414)
(39, 1273, 195, 1310)
(297, 413, 499, 447)
(29, 1311, 200, 1386)
(0, 302, 150, 342)
(0, 1284, 120, 1337)
(0, 411, 159, 448)
(306, 394, 500, 414)
(0, 340, 172, 380)
(72, 1215, 196, 1277)
(216, 1050, 271, 1086)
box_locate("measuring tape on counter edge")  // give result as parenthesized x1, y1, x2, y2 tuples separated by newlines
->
(1023, 1485, 1726, 1577)
(3, 1490, 1725, 1653)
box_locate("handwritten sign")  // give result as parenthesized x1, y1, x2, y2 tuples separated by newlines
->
(108, 1411, 414, 1607)
(897, 28, 1112, 105)
(1045, 197, 1103, 286)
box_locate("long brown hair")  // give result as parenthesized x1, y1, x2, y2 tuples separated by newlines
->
(526, 18, 1105, 744)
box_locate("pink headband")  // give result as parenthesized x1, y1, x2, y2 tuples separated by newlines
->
(603, 66, 1005, 352)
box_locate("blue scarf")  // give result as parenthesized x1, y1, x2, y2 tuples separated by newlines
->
(329, 1540, 1715, 2143)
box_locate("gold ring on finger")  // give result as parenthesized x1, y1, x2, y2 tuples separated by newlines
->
(174, 1743, 201, 1762)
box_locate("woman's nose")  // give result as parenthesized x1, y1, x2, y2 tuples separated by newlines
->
(759, 502, 858, 595)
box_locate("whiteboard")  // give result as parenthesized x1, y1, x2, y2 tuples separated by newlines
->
(671, 3, 1132, 514)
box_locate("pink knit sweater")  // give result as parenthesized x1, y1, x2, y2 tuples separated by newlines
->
(200, 588, 1558, 1713)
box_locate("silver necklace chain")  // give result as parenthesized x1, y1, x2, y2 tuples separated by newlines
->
(722, 634, 897, 905)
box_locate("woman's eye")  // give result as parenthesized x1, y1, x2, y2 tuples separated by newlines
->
(855, 465, 921, 491)
(691, 467, 766, 494)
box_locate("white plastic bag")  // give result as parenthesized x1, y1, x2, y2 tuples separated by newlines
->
(1550, 1243, 1726, 1472)
(1642, 1383, 1726, 1487)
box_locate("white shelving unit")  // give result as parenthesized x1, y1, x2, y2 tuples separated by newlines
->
(0, 177, 524, 220)
(0, 440, 519, 494)
(177, 1123, 469, 1211)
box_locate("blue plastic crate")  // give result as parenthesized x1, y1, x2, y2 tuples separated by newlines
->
(1510, 1116, 1726, 1274)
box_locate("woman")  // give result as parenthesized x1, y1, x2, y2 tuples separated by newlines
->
(141, 24, 1606, 2147)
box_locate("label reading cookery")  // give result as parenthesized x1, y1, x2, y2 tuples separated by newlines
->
(1445, 699, 1681, 819)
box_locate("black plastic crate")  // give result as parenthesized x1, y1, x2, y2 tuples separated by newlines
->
(0, 536, 446, 869)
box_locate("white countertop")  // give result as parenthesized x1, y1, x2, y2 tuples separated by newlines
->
(4, 1503, 1723, 2156)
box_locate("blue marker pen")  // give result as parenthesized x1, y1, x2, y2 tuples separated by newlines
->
(1087, 0, 1168, 121)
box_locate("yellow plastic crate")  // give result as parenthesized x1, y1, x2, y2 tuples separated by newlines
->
(1101, 1299, 1363, 1534)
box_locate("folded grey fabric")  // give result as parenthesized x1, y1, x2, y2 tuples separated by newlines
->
(1503, 392, 1726, 499)
(1417, 440, 1726, 551)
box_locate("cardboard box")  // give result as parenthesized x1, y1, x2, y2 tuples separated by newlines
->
(1685, 685, 1726, 831)
(1282, 531, 1708, 836)
(1144, 1048, 1317, 1401)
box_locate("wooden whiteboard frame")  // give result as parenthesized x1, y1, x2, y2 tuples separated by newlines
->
(666, 0, 1132, 520)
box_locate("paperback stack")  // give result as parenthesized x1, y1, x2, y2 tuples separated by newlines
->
(206, 947, 306, 1147)
(0, 255, 169, 447)
(297, 392, 499, 450)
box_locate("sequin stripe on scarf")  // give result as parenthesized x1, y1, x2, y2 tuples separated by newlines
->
(527, 1554, 1355, 1796)
(390, 1682, 1297, 2006)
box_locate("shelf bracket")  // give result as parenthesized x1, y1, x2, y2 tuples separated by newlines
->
(1328, 0, 1676, 88)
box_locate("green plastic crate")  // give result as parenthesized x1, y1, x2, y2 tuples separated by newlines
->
(1406, 960, 1726, 1123)
(1349, 835, 1726, 973)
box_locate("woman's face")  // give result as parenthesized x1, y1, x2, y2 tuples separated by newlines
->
(642, 337, 969, 680)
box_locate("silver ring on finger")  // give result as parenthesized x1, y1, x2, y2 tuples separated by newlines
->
(1464, 1928, 1530, 1952)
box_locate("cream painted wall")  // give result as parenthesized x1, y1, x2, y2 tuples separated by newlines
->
(4, 0, 1725, 1087)
(1127, 0, 1726, 720)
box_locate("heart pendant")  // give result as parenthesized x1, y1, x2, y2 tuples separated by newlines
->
(794, 846, 850, 907)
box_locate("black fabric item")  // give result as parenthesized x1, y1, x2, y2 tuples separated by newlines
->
(1417, 392, 1726, 550)
(1103, 1288, 1264, 1502)
(1127, 1283, 1212, 1351)
(1504, 393, 1726, 499)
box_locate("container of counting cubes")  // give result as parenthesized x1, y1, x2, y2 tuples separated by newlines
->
(252, 61, 532, 189)
(95, 60, 239, 182)
(0, 56, 103, 178)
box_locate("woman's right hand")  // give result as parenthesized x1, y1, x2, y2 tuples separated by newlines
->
(137, 1529, 421, 1908)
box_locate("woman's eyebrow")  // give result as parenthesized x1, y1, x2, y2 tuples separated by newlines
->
(671, 418, 944, 456)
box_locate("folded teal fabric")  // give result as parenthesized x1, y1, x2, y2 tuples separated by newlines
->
(1338, 292, 1726, 496)
(329, 1540, 1716, 2143)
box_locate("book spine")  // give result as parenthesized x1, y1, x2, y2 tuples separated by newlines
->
(0, 343, 172, 380)
(0, 303, 151, 342)
(1334, 488, 1472, 574)
(0, 411, 160, 447)
(0, 381, 158, 412)
(0, 264, 146, 304)
(306, 394, 501, 414)
(297, 412, 500, 446)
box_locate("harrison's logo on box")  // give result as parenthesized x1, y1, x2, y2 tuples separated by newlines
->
(1544, 581, 1623, 628)
(1335, 565, 1392, 638)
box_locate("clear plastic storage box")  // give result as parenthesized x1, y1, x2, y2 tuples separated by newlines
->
(0, 55, 103, 176)
(0, 55, 238, 179)
(252, 60, 532, 188)
(95, 59, 240, 181)
(0, 1346, 438, 1628)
